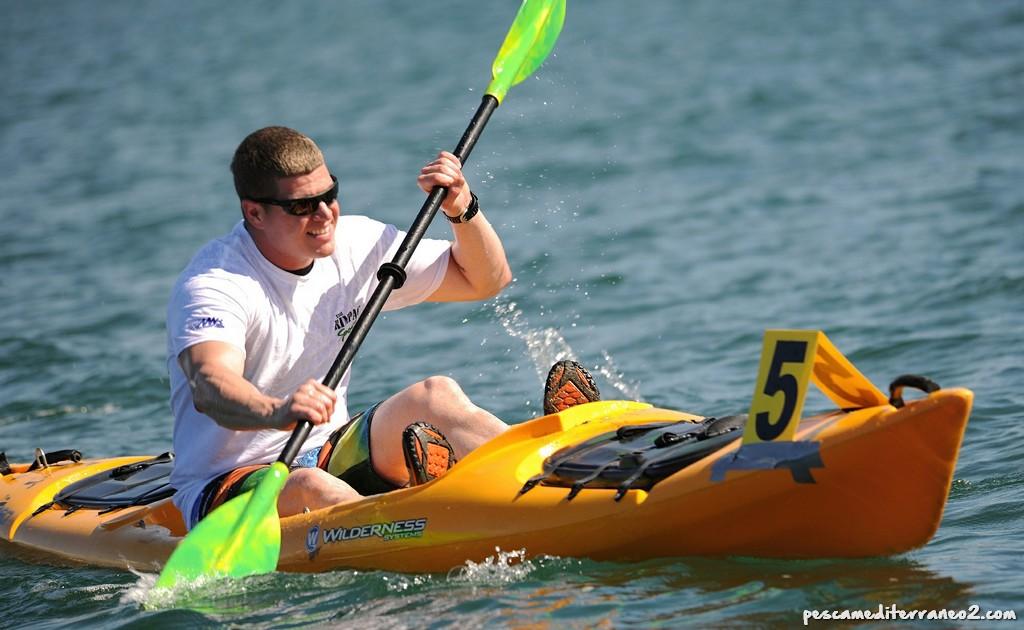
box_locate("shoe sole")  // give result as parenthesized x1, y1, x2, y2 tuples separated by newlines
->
(402, 422, 456, 486)
(544, 360, 600, 415)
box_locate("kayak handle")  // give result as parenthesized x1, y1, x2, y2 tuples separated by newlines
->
(888, 374, 940, 408)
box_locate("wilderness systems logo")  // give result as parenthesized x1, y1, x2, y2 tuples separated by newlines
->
(333, 307, 360, 339)
(306, 524, 321, 559)
(308, 518, 428, 552)
(186, 316, 224, 331)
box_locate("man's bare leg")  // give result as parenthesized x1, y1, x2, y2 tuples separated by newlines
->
(369, 376, 508, 486)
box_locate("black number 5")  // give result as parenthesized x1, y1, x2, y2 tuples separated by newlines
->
(755, 340, 808, 441)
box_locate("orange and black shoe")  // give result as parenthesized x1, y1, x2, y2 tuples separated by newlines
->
(402, 422, 457, 486)
(543, 360, 601, 415)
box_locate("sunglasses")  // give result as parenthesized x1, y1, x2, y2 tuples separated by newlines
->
(250, 175, 339, 216)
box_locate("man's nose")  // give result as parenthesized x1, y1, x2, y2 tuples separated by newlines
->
(312, 201, 332, 220)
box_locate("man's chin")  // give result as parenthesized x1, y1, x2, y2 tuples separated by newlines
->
(306, 228, 335, 257)
(312, 242, 335, 258)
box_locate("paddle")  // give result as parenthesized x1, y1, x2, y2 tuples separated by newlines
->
(155, 0, 566, 589)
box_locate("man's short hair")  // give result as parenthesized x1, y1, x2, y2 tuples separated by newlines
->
(231, 126, 325, 200)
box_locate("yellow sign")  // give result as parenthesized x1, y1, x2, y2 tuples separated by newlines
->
(743, 330, 885, 445)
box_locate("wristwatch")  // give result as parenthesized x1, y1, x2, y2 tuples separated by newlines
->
(445, 192, 480, 224)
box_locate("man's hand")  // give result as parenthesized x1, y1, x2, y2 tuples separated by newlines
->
(273, 379, 338, 431)
(418, 151, 472, 218)
(416, 151, 512, 303)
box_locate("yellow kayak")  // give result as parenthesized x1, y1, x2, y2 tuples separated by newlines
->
(0, 387, 971, 574)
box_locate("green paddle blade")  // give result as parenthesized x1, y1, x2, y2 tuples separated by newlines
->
(155, 462, 289, 589)
(486, 0, 566, 103)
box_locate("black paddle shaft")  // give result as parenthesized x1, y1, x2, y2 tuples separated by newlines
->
(278, 94, 500, 466)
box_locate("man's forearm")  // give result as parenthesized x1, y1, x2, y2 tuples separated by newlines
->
(188, 364, 283, 431)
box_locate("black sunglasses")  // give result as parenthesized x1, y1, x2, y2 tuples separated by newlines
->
(250, 175, 339, 216)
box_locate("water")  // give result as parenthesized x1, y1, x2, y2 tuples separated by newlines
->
(1, 0, 1022, 626)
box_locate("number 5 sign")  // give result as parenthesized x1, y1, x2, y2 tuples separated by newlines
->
(743, 330, 887, 446)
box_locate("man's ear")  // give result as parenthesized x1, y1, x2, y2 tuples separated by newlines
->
(241, 199, 265, 228)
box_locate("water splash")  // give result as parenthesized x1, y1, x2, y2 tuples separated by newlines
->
(597, 349, 642, 401)
(122, 567, 228, 610)
(491, 298, 642, 400)
(380, 572, 433, 593)
(447, 548, 535, 584)
(123, 568, 245, 611)
(122, 569, 161, 608)
(493, 299, 578, 375)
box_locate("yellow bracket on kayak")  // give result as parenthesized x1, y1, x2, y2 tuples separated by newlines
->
(743, 329, 886, 445)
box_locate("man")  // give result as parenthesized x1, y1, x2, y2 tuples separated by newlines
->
(167, 126, 599, 530)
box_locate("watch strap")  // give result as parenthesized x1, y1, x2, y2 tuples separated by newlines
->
(445, 192, 480, 224)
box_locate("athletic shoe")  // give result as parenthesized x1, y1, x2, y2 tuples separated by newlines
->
(402, 422, 457, 486)
(543, 360, 601, 415)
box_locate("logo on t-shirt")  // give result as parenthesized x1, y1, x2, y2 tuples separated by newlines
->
(334, 307, 360, 339)
(186, 316, 224, 331)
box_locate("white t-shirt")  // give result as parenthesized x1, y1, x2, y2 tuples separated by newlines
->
(166, 217, 451, 526)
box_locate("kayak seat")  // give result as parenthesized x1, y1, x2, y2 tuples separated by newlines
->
(519, 415, 745, 501)
(50, 453, 176, 513)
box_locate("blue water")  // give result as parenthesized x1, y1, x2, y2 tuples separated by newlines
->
(1, 0, 1022, 626)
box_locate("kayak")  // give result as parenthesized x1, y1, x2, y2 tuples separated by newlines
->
(0, 385, 971, 574)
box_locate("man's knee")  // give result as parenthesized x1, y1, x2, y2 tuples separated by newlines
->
(420, 375, 464, 399)
(404, 375, 469, 411)
(288, 466, 329, 488)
